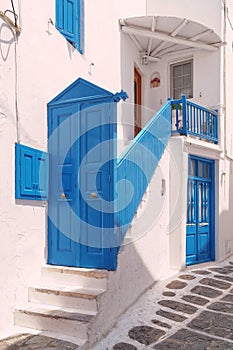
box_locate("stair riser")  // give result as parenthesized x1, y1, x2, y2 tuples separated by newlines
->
(28, 288, 98, 313)
(41, 269, 107, 290)
(14, 310, 88, 339)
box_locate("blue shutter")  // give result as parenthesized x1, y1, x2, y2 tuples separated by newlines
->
(78, 0, 84, 53)
(16, 144, 35, 198)
(15, 144, 49, 200)
(56, 0, 64, 32)
(56, 0, 84, 53)
(56, 0, 77, 43)
(35, 151, 49, 199)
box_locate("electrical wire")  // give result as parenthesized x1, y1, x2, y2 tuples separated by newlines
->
(10, 0, 17, 26)
(10, 0, 20, 142)
(14, 33, 20, 143)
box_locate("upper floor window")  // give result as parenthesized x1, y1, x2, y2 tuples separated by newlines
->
(170, 59, 193, 99)
(56, 0, 84, 53)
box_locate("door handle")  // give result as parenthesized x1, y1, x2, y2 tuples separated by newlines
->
(90, 192, 98, 199)
(60, 193, 67, 199)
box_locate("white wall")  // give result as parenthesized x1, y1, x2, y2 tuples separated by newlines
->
(0, 0, 125, 331)
(1, 0, 233, 336)
(169, 137, 188, 270)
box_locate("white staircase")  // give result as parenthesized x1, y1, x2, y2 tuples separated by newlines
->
(14, 266, 108, 348)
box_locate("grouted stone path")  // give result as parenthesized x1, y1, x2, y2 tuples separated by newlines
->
(96, 259, 233, 350)
(0, 333, 78, 349)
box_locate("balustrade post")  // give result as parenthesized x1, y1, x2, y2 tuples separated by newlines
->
(181, 94, 187, 135)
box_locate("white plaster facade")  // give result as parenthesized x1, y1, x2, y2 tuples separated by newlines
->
(0, 0, 233, 344)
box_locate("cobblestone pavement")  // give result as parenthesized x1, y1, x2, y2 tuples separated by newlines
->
(2, 259, 233, 349)
(0, 333, 79, 349)
(95, 259, 233, 350)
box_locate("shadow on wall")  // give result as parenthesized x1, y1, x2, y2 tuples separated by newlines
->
(0, 22, 16, 61)
(219, 162, 233, 260)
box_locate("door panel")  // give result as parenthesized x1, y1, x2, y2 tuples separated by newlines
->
(48, 104, 78, 267)
(186, 157, 214, 265)
(79, 103, 115, 268)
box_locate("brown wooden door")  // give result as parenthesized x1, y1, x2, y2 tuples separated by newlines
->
(134, 67, 142, 137)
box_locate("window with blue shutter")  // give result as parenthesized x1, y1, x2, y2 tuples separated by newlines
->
(56, 0, 84, 53)
(15, 144, 49, 200)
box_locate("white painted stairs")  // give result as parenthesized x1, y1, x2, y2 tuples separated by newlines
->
(14, 266, 108, 348)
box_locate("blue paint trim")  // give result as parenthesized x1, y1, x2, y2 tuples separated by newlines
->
(15, 143, 49, 200)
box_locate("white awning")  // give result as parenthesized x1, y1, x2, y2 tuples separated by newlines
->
(120, 16, 223, 63)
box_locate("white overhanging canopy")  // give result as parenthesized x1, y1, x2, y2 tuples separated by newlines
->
(120, 16, 223, 63)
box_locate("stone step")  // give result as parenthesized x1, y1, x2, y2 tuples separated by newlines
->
(28, 285, 105, 313)
(14, 304, 94, 339)
(41, 265, 108, 289)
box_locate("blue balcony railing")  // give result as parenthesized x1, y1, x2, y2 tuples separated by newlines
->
(172, 95, 218, 144)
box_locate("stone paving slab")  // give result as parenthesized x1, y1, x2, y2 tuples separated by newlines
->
(112, 343, 137, 350)
(0, 334, 78, 350)
(222, 294, 233, 303)
(178, 275, 196, 281)
(155, 309, 187, 322)
(199, 277, 231, 290)
(190, 285, 223, 298)
(151, 319, 172, 329)
(208, 267, 233, 275)
(165, 280, 187, 290)
(128, 326, 165, 345)
(158, 300, 198, 314)
(188, 310, 233, 340)
(213, 274, 233, 283)
(181, 294, 209, 306)
(153, 329, 233, 349)
(208, 301, 233, 314)
(191, 269, 211, 275)
(162, 291, 175, 297)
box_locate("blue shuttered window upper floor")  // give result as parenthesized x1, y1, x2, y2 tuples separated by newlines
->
(15, 144, 49, 200)
(56, 0, 84, 53)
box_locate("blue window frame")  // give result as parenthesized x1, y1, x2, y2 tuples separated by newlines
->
(15, 144, 49, 200)
(56, 0, 84, 53)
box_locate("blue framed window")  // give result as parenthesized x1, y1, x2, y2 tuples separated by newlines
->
(15, 144, 49, 200)
(56, 0, 84, 53)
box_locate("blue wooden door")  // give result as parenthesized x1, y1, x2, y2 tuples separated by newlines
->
(186, 156, 215, 265)
(48, 100, 117, 269)
(78, 102, 116, 269)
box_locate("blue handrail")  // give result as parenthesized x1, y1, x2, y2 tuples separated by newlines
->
(172, 95, 218, 144)
(116, 101, 171, 241)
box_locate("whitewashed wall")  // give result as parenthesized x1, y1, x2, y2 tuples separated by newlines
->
(0, 0, 233, 335)
(0, 0, 124, 332)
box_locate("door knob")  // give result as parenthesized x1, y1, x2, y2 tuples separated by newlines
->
(90, 192, 97, 199)
(60, 193, 67, 199)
